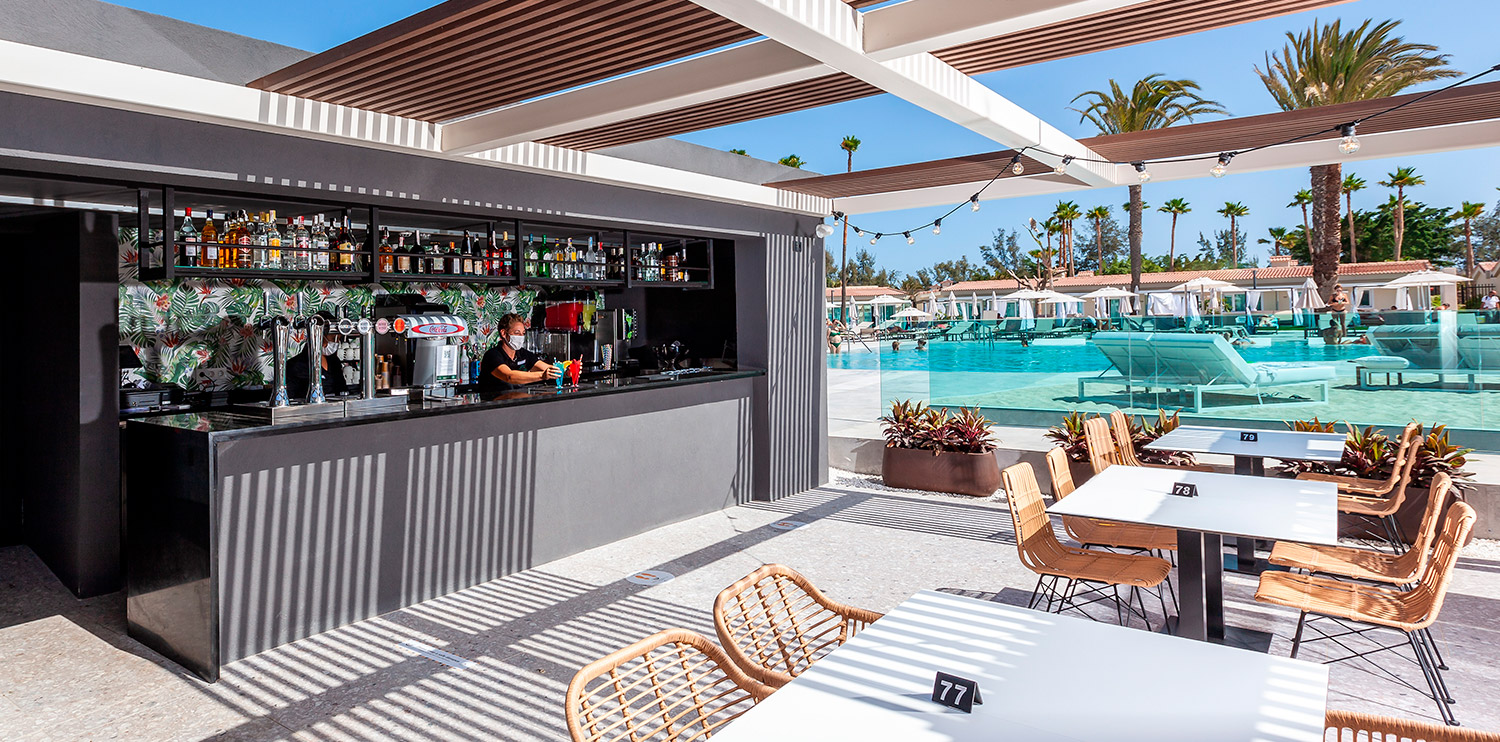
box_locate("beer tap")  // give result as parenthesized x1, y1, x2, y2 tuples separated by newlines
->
(256, 315, 293, 408)
(304, 313, 328, 404)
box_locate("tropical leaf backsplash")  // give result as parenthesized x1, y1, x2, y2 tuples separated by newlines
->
(119, 228, 536, 390)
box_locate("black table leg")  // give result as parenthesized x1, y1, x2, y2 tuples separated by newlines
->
(1228, 456, 1269, 575)
(1176, 529, 1208, 641)
(1204, 532, 1225, 641)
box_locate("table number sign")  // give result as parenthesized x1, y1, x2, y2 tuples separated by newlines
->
(1240, 431, 1258, 442)
(931, 672, 983, 713)
(1169, 482, 1199, 498)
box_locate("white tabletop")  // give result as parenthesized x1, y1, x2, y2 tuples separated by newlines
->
(712, 590, 1329, 742)
(1048, 465, 1339, 545)
(1145, 425, 1345, 462)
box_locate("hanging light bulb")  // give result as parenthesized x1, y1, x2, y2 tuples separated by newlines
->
(1009, 153, 1024, 176)
(970, 195, 981, 212)
(814, 223, 834, 238)
(904, 231, 915, 245)
(1338, 123, 1361, 154)
(1053, 155, 1074, 175)
(1210, 152, 1233, 179)
(932, 219, 942, 235)
(1133, 161, 1151, 183)
(870, 233, 881, 246)
(854, 227, 864, 237)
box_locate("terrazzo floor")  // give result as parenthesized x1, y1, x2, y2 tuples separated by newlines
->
(3, 471, 1500, 741)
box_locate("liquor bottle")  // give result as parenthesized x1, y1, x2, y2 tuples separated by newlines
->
(265, 210, 283, 270)
(177, 207, 200, 266)
(337, 216, 357, 272)
(379, 227, 394, 275)
(218, 212, 235, 268)
(484, 231, 498, 276)
(414, 230, 428, 274)
(566, 238, 578, 280)
(236, 211, 254, 269)
(395, 233, 410, 274)
(292, 216, 311, 271)
(461, 232, 475, 276)
(202, 210, 220, 268)
(539, 236, 552, 279)
(501, 231, 513, 277)
(449, 242, 460, 275)
(524, 235, 536, 277)
(311, 215, 331, 271)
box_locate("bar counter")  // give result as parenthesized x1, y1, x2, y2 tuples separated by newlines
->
(125, 369, 762, 681)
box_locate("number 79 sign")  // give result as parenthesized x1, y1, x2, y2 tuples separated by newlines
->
(931, 672, 983, 713)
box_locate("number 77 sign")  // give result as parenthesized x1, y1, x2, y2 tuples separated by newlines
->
(931, 671, 983, 713)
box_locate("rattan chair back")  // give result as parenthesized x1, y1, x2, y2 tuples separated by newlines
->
(713, 564, 883, 689)
(1400, 500, 1476, 631)
(1045, 447, 1076, 499)
(1083, 416, 1119, 474)
(1359, 424, 1426, 518)
(566, 629, 773, 742)
(1003, 463, 1075, 573)
(1107, 410, 1146, 467)
(1325, 708, 1500, 741)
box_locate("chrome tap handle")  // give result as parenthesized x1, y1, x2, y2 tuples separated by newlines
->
(306, 316, 327, 404)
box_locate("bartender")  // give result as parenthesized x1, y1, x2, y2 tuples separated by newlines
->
(287, 311, 354, 398)
(478, 312, 560, 392)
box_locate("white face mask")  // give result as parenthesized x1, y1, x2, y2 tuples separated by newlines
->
(323, 342, 341, 356)
(507, 334, 525, 350)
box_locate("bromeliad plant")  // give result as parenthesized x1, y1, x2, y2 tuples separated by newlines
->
(1044, 411, 1092, 462)
(1046, 409, 1197, 465)
(881, 400, 997, 455)
(1275, 419, 1474, 491)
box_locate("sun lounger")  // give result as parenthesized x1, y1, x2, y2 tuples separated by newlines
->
(1359, 323, 1500, 390)
(1078, 332, 1336, 412)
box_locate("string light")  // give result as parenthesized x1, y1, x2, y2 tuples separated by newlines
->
(814, 223, 834, 238)
(1338, 123, 1361, 154)
(829, 63, 1499, 245)
(1210, 152, 1234, 178)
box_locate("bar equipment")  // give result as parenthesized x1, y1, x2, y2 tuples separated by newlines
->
(264, 316, 291, 408)
(373, 294, 469, 401)
(305, 314, 327, 404)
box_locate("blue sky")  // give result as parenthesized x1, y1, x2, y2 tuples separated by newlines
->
(111, 0, 1500, 276)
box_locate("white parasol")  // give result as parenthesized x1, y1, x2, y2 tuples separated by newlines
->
(891, 307, 931, 319)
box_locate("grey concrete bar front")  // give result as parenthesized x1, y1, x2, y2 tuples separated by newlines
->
(125, 371, 759, 681)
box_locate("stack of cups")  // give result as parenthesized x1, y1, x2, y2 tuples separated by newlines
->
(600, 345, 613, 370)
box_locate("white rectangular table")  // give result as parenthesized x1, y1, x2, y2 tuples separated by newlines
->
(1049, 465, 1337, 645)
(1145, 426, 1345, 573)
(712, 590, 1330, 742)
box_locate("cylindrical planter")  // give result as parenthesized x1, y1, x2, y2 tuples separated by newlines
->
(882, 446, 1002, 497)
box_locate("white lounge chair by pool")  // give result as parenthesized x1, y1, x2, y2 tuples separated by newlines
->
(1080, 332, 1336, 412)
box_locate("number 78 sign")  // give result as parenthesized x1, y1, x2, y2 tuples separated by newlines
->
(931, 672, 983, 713)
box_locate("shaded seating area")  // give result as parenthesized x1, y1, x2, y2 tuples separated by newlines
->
(1079, 332, 1336, 412)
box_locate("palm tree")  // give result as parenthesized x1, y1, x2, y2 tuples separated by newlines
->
(1258, 226, 1295, 256)
(837, 135, 861, 325)
(1379, 166, 1425, 261)
(1216, 201, 1249, 267)
(1074, 75, 1225, 292)
(1158, 198, 1191, 271)
(1342, 174, 1366, 262)
(1053, 201, 1083, 275)
(1085, 205, 1110, 272)
(1288, 189, 1314, 251)
(1256, 18, 1458, 296)
(1042, 217, 1062, 279)
(728, 149, 748, 155)
(1455, 201, 1486, 276)
(778, 155, 805, 168)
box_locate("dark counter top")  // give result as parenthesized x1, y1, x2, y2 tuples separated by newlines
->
(127, 369, 763, 440)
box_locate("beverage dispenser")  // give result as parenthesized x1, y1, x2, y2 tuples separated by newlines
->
(373, 294, 468, 399)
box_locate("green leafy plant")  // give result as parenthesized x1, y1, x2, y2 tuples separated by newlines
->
(1413, 425, 1475, 491)
(1275, 419, 1473, 491)
(1132, 410, 1197, 466)
(881, 400, 998, 455)
(1045, 411, 1093, 462)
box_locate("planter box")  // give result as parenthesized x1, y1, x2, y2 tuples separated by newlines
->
(882, 446, 1001, 497)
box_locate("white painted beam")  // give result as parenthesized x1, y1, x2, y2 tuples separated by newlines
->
(0, 40, 828, 216)
(863, 0, 1141, 61)
(834, 119, 1500, 214)
(444, 41, 826, 155)
(687, 0, 1119, 187)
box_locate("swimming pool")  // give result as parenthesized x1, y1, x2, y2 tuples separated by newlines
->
(828, 337, 1369, 374)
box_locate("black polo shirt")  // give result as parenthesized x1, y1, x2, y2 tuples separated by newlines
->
(286, 350, 352, 398)
(479, 344, 540, 391)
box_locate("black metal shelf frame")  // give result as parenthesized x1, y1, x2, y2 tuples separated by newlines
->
(131, 186, 715, 290)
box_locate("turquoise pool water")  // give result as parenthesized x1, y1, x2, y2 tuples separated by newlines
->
(827, 337, 1369, 374)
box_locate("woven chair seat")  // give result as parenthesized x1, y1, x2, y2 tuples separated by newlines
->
(1325, 708, 1500, 741)
(1063, 516, 1178, 552)
(1020, 533, 1172, 587)
(1339, 491, 1404, 517)
(1269, 475, 1451, 586)
(1256, 571, 1435, 632)
(1297, 471, 1394, 496)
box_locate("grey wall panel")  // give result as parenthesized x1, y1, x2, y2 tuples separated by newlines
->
(761, 233, 828, 499)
